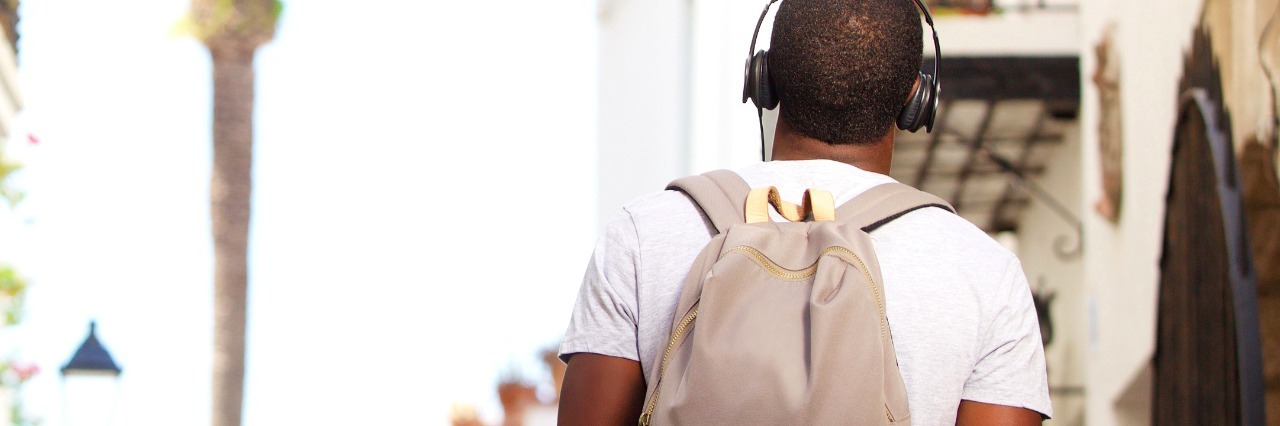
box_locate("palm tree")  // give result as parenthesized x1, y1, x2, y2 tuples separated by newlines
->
(186, 1, 281, 425)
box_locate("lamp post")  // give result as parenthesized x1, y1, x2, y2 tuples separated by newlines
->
(60, 321, 121, 426)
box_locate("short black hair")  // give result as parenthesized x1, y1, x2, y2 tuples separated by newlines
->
(769, 0, 923, 144)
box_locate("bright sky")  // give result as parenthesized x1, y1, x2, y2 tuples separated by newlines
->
(2, 0, 599, 424)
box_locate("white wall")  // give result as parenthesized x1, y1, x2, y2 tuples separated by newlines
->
(1076, 0, 1205, 424)
(1015, 122, 1086, 425)
(596, 0, 692, 227)
(939, 8, 1080, 57)
(686, 0, 778, 172)
(596, 0, 821, 225)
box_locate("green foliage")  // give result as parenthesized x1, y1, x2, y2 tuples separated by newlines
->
(0, 267, 25, 326)
(0, 147, 25, 325)
(0, 151, 19, 208)
(180, 0, 284, 47)
(9, 406, 41, 426)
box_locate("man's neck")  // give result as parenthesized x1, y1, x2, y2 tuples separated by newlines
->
(768, 118, 895, 175)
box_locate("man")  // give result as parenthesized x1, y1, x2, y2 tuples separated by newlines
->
(557, 0, 1052, 424)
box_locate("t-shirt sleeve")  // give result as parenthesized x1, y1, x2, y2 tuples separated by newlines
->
(558, 210, 643, 363)
(961, 257, 1054, 418)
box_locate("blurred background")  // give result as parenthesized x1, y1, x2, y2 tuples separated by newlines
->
(0, 0, 1275, 425)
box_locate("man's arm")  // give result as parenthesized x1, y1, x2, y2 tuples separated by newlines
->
(956, 257, 1054, 422)
(956, 400, 1043, 425)
(557, 353, 647, 426)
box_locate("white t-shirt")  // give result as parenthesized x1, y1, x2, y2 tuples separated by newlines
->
(560, 160, 1052, 424)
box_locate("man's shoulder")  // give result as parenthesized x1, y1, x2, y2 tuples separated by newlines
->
(621, 189, 699, 216)
(597, 189, 711, 246)
(880, 202, 985, 233)
(617, 189, 711, 237)
(870, 202, 1018, 278)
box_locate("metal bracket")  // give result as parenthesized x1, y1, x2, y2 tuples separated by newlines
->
(979, 145, 1083, 261)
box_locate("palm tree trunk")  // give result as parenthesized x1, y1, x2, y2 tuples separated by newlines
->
(209, 45, 255, 426)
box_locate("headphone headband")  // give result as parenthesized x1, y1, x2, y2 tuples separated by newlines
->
(746, 0, 781, 62)
(920, 0, 941, 131)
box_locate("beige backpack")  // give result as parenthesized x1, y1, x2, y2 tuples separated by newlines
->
(639, 170, 954, 426)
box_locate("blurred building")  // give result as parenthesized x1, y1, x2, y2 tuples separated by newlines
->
(596, 0, 1278, 424)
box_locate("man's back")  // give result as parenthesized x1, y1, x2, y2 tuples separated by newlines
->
(560, 159, 1052, 424)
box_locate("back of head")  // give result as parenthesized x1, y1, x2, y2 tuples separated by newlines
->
(769, 0, 923, 145)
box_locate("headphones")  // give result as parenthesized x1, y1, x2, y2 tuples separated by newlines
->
(742, 0, 942, 134)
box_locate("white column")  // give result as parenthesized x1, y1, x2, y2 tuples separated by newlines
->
(596, 0, 692, 227)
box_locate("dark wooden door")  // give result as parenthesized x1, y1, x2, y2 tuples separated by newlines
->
(1153, 88, 1266, 425)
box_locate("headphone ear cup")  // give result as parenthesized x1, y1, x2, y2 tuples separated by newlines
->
(897, 72, 930, 132)
(920, 73, 938, 132)
(743, 50, 778, 110)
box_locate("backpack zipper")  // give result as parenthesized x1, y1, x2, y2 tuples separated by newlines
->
(640, 305, 699, 426)
(722, 245, 887, 340)
(723, 245, 819, 279)
(800, 247, 898, 422)
(827, 246, 889, 340)
(838, 249, 898, 423)
(834, 248, 897, 422)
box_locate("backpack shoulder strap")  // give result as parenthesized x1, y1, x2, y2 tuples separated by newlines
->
(666, 169, 751, 234)
(837, 182, 956, 232)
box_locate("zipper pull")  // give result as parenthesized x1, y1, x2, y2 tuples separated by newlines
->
(638, 412, 651, 426)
